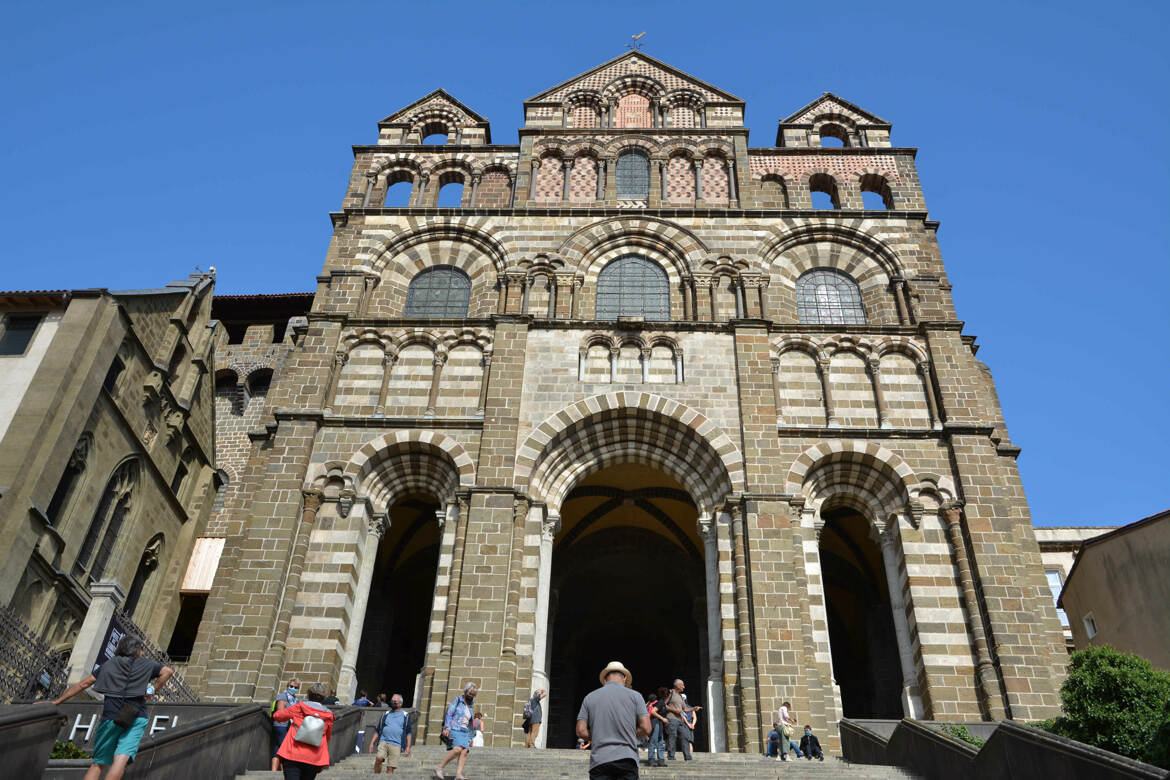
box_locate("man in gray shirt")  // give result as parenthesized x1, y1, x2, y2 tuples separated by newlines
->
(576, 661, 650, 779)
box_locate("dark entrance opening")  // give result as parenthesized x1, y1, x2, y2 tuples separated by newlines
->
(354, 493, 440, 705)
(820, 506, 903, 718)
(546, 466, 708, 749)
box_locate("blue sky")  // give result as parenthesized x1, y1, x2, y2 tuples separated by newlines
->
(1, 1, 1166, 526)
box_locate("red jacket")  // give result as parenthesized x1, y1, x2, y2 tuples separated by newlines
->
(274, 701, 335, 766)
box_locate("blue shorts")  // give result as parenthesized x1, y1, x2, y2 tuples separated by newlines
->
(449, 727, 471, 749)
(93, 717, 149, 765)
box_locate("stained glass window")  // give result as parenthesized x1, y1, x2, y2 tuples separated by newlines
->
(796, 269, 866, 325)
(404, 266, 471, 318)
(596, 255, 670, 320)
(616, 150, 650, 200)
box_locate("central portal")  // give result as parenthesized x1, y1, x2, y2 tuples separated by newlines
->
(545, 465, 709, 749)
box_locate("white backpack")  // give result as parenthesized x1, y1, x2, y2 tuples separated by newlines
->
(295, 713, 326, 747)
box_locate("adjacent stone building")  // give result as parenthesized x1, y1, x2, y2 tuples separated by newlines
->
(168, 52, 1069, 751)
(0, 274, 219, 685)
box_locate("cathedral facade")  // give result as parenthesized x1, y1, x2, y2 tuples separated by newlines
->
(183, 53, 1068, 751)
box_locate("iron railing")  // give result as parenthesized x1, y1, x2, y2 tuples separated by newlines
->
(111, 606, 199, 702)
(0, 604, 68, 702)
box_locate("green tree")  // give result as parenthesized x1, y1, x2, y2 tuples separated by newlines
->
(1048, 645, 1170, 768)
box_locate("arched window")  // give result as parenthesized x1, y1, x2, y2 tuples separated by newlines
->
(596, 255, 670, 320)
(404, 266, 471, 318)
(809, 173, 840, 210)
(616, 150, 650, 200)
(860, 173, 894, 210)
(796, 269, 867, 325)
(75, 459, 138, 581)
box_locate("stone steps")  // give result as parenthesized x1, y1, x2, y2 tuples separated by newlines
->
(238, 745, 919, 779)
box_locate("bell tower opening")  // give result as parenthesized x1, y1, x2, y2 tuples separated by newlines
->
(354, 492, 441, 705)
(544, 465, 709, 749)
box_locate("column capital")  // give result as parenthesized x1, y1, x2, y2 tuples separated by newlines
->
(301, 487, 324, 512)
(337, 488, 355, 518)
(941, 500, 965, 525)
(368, 513, 389, 538)
(334, 350, 348, 368)
(541, 512, 561, 541)
(90, 580, 126, 605)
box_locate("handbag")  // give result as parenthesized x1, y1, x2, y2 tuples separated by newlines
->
(112, 700, 139, 728)
(294, 713, 326, 747)
(781, 721, 794, 739)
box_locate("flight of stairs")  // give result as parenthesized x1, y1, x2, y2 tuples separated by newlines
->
(237, 745, 920, 779)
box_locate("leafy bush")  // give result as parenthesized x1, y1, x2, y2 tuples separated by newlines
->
(50, 740, 90, 759)
(942, 724, 985, 748)
(1046, 645, 1170, 768)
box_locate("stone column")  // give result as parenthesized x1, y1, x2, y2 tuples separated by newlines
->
(640, 348, 651, 383)
(529, 159, 541, 200)
(919, 363, 943, 430)
(727, 502, 761, 750)
(878, 527, 925, 719)
(694, 158, 705, 203)
(650, 99, 659, 127)
(424, 352, 446, 417)
(65, 580, 124, 684)
(494, 495, 530, 744)
(571, 276, 583, 319)
(256, 488, 323, 694)
(756, 276, 770, 320)
(323, 351, 347, 413)
(338, 512, 387, 700)
(595, 159, 605, 201)
(362, 172, 377, 207)
(869, 358, 890, 428)
(476, 353, 492, 415)
(531, 512, 560, 748)
(700, 106, 708, 128)
(608, 347, 619, 383)
(424, 497, 466, 740)
(376, 352, 396, 414)
(469, 173, 481, 207)
(818, 358, 836, 426)
(358, 273, 379, 317)
(727, 159, 739, 205)
(891, 278, 909, 324)
(508, 174, 517, 207)
(412, 173, 430, 206)
(603, 158, 618, 201)
(561, 159, 573, 201)
(942, 502, 1007, 720)
(771, 358, 784, 425)
(700, 516, 728, 752)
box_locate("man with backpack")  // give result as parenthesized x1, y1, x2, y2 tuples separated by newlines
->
(522, 688, 546, 748)
(371, 693, 412, 774)
(52, 635, 174, 780)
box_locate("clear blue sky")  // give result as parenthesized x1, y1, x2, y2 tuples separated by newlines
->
(2, 1, 1167, 527)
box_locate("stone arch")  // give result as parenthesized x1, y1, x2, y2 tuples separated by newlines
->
(874, 336, 929, 364)
(363, 224, 507, 318)
(516, 393, 745, 513)
(559, 216, 708, 277)
(370, 155, 424, 178)
(785, 441, 917, 522)
(772, 334, 826, 363)
(856, 169, 895, 209)
(344, 430, 475, 513)
(602, 135, 661, 158)
(601, 73, 666, 104)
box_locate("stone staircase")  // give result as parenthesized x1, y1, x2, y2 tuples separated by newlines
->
(237, 745, 921, 779)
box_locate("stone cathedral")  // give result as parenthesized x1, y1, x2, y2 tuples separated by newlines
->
(180, 53, 1069, 751)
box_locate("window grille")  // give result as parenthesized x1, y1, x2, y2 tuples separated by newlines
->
(616, 150, 650, 199)
(596, 255, 670, 320)
(796, 269, 867, 325)
(404, 266, 471, 318)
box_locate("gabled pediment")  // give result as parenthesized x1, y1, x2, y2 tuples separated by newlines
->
(781, 93, 890, 127)
(379, 89, 490, 126)
(525, 51, 743, 105)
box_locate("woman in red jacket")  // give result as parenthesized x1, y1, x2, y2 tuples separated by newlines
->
(273, 682, 335, 780)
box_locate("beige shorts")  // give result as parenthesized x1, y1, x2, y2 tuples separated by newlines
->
(376, 742, 402, 767)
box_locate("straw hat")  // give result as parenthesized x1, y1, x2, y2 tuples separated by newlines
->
(599, 661, 633, 687)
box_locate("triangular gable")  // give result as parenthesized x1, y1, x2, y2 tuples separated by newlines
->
(781, 93, 890, 127)
(525, 51, 743, 104)
(379, 89, 489, 125)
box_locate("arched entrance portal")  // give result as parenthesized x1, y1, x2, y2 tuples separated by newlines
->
(819, 506, 903, 718)
(545, 465, 708, 749)
(354, 492, 441, 705)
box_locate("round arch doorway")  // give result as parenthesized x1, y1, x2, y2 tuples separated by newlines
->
(544, 465, 710, 750)
(353, 492, 441, 706)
